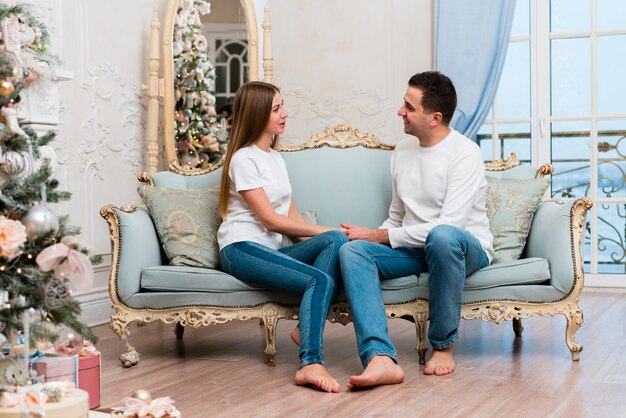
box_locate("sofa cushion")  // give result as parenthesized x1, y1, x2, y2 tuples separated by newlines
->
(417, 257, 550, 290)
(141, 265, 266, 292)
(485, 177, 549, 263)
(137, 185, 221, 268)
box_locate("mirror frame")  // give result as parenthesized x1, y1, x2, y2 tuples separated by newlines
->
(161, 0, 259, 174)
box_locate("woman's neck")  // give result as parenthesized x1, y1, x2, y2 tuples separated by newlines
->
(255, 135, 272, 152)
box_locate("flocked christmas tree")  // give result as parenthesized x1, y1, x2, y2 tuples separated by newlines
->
(0, 3, 100, 389)
(173, 0, 228, 169)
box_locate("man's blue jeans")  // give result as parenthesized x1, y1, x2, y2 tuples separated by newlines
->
(220, 230, 348, 368)
(339, 225, 489, 368)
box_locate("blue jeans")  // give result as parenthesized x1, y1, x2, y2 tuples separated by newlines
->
(220, 230, 348, 368)
(339, 224, 489, 368)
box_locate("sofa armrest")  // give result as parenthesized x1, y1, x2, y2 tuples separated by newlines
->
(100, 205, 164, 303)
(524, 198, 592, 294)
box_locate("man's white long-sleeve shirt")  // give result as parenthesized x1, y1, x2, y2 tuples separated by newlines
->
(381, 129, 495, 262)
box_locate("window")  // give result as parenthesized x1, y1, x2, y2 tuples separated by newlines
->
(205, 24, 248, 111)
(479, 0, 626, 285)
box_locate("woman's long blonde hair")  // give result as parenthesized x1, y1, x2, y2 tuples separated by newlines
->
(218, 81, 281, 219)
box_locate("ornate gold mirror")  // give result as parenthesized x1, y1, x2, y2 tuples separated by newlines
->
(145, 0, 273, 175)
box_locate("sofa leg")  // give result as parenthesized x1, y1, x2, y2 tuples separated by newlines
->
(415, 302, 429, 364)
(110, 311, 140, 368)
(512, 318, 524, 337)
(565, 304, 584, 361)
(262, 311, 279, 366)
(174, 323, 185, 340)
(119, 343, 140, 368)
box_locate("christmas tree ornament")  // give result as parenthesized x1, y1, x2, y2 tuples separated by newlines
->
(0, 149, 34, 180)
(22, 204, 60, 239)
(0, 78, 14, 96)
(54, 325, 83, 356)
(131, 389, 152, 404)
(0, 50, 22, 82)
(172, 40, 183, 57)
(36, 237, 95, 290)
(0, 215, 27, 260)
(0, 106, 28, 136)
(197, 1, 211, 15)
(43, 276, 71, 309)
(193, 34, 207, 51)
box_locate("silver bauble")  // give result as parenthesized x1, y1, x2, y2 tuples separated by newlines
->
(22, 204, 59, 239)
(0, 150, 34, 180)
(43, 277, 70, 310)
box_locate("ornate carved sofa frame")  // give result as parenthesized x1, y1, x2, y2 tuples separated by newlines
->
(101, 125, 592, 367)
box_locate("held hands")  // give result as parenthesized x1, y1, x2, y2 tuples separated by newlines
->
(340, 224, 389, 244)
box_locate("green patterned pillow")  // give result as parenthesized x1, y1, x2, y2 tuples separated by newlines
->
(280, 210, 319, 248)
(137, 186, 222, 268)
(485, 177, 550, 264)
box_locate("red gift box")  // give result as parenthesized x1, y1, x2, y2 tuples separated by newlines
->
(78, 353, 101, 409)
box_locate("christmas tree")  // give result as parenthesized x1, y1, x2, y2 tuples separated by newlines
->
(173, 0, 228, 169)
(0, 3, 99, 385)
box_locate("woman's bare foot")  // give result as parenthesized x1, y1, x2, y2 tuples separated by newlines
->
(295, 364, 341, 393)
(347, 355, 405, 390)
(423, 346, 455, 376)
(291, 326, 300, 346)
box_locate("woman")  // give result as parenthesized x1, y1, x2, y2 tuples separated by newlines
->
(217, 81, 347, 393)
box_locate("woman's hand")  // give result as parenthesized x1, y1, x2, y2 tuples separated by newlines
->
(240, 189, 336, 237)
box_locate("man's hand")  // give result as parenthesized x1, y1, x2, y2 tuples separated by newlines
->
(340, 224, 389, 244)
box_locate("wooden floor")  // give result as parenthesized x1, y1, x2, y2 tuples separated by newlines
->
(93, 289, 626, 417)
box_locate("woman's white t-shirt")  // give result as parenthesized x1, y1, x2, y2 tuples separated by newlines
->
(217, 144, 292, 250)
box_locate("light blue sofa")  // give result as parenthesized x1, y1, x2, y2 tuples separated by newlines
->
(101, 125, 592, 367)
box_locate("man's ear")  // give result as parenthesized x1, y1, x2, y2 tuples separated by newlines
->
(430, 112, 443, 128)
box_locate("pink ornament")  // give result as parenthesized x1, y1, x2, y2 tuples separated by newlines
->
(177, 141, 190, 152)
(36, 237, 94, 291)
(54, 326, 84, 356)
(24, 69, 39, 84)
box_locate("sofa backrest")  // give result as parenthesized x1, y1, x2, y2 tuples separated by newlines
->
(282, 147, 392, 228)
(149, 128, 544, 234)
(152, 144, 394, 229)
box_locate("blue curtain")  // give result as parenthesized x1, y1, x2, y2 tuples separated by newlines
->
(435, 0, 516, 140)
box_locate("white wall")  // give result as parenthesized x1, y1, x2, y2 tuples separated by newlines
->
(268, 0, 433, 146)
(20, 0, 433, 325)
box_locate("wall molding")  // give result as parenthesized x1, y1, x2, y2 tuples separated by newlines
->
(75, 286, 112, 327)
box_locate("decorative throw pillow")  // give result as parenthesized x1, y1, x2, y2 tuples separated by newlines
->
(280, 210, 319, 248)
(485, 177, 550, 264)
(137, 185, 222, 268)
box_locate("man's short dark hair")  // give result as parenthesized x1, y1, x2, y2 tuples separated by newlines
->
(408, 71, 457, 125)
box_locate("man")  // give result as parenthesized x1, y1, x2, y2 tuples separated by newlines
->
(340, 71, 494, 388)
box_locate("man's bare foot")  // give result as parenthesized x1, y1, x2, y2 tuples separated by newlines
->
(423, 346, 455, 376)
(295, 364, 341, 393)
(347, 355, 405, 390)
(291, 326, 300, 346)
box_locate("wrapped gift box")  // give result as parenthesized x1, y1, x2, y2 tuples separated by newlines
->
(78, 353, 101, 409)
(32, 355, 77, 384)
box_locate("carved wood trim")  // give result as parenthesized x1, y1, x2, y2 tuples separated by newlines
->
(137, 171, 154, 185)
(276, 124, 394, 152)
(484, 152, 520, 171)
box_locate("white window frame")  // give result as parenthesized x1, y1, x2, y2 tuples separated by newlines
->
(484, 0, 626, 287)
(204, 23, 248, 107)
